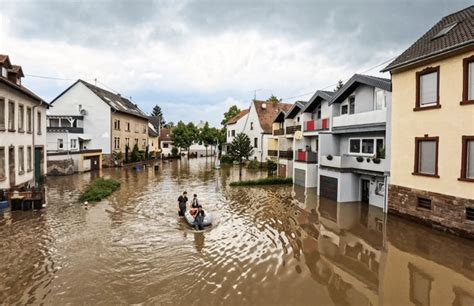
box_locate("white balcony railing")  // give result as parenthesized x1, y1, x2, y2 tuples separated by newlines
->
(332, 109, 386, 128)
(321, 155, 388, 172)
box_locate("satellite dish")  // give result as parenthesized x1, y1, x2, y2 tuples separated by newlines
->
(294, 130, 303, 140)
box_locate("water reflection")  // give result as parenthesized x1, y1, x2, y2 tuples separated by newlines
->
(0, 158, 472, 305)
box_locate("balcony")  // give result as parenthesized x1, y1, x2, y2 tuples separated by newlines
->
(47, 126, 84, 133)
(304, 118, 329, 132)
(332, 109, 386, 129)
(320, 154, 388, 173)
(295, 150, 318, 163)
(279, 150, 294, 159)
(273, 128, 285, 136)
(286, 125, 301, 135)
(268, 150, 278, 157)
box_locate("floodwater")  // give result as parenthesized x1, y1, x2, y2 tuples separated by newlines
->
(0, 158, 473, 305)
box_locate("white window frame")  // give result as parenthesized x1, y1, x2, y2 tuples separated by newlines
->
(375, 89, 386, 110)
(348, 137, 384, 156)
(341, 102, 348, 115)
(375, 181, 385, 196)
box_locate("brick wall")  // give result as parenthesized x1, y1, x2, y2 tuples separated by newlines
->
(388, 184, 474, 239)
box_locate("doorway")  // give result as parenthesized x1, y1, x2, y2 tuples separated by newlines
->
(9, 147, 15, 187)
(361, 179, 370, 203)
(34, 147, 43, 186)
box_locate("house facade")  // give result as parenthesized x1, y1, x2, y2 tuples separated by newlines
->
(148, 116, 161, 158)
(49, 80, 149, 167)
(382, 6, 474, 237)
(318, 74, 392, 210)
(225, 109, 249, 154)
(160, 128, 174, 157)
(0, 54, 48, 189)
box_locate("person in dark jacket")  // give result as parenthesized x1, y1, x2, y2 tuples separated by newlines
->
(191, 194, 199, 208)
(194, 205, 205, 230)
(177, 191, 188, 216)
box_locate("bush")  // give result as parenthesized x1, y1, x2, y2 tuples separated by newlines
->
(229, 177, 292, 187)
(131, 144, 141, 162)
(171, 147, 179, 157)
(220, 154, 234, 164)
(247, 160, 261, 169)
(266, 159, 277, 173)
(79, 178, 121, 202)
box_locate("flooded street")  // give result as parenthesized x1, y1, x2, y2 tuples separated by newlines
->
(1, 158, 473, 305)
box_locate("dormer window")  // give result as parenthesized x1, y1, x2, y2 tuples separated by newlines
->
(316, 105, 321, 119)
(341, 104, 348, 115)
(1, 67, 7, 78)
(250, 122, 253, 130)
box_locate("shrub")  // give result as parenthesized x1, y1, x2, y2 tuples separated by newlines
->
(171, 147, 179, 157)
(266, 159, 277, 174)
(130, 144, 141, 162)
(79, 178, 121, 202)
(229, 177, 292, 187)
(220, 154, 234, 164)
(247, 160, 261, 169)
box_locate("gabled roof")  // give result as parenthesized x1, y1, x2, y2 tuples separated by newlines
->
(253, 100, 292, 133)
(148, 127, 159, 138)
(9, 65, 24, 77)
(383, 5, 474, 72)
(148, 116, 161, 131)
(303, 90, 335, 113)
(0, 54, 12, 69)
(227, 109, 249, 125)
(160, 128, 172, 141)
(285, 100, 307, 119)
(51, 79, 149, 120)
(273, 110, 287, 123)
(329, 74, 391, 105)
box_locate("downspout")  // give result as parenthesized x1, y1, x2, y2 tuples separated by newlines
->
(32, 99, 44, 187)
(260, 132, 264, 168)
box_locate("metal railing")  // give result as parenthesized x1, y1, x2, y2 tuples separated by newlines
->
(286, 125, 301, 134)
(273, 128, 285, 136)
(304, 118, 329, 131)
(279, 150, 294, 159)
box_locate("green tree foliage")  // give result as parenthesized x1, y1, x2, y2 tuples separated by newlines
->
(334, 80, 344, 92)
(221, 105, 241, 126)
(151, 105, 166, 125)
(131, 144, 141, 162)
(266, 95, 280, 104)
(228, 133, 253, 178)
(164, 121, 174, 128)
(171, 121, 198, 155)
(198, 122, 214, 157)
(171, 147, 179, 157)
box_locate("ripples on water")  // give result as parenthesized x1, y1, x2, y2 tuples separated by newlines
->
(0, 158, 473, 305)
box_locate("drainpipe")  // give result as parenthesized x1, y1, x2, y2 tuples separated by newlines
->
(260, 132, 264, 169)
(32, 99, 44, 187)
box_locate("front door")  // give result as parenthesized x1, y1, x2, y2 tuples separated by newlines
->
(8, 147, 15, 187)
(361, 179, 370, 203)
(34, 147, 43, 186)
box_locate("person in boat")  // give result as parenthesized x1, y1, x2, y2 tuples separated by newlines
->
(191, 194, 199, 208)
(194, 205, 205, 231)
(177, 191, 188, 216)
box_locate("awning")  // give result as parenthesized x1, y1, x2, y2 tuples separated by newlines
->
(78, 136, 91, 141)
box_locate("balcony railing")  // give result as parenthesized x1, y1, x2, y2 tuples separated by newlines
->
(295, 150, 318, 163)
(320, 154, 388, 172)
(273, 128, 285, 136)
(268, 150, 278, 157)
(332, 109, 386, 129)
(286, 125, 301, 134)
(304, 118, 329, 132)
(47, 126, 84, 133)
(279, 150, 294, 159)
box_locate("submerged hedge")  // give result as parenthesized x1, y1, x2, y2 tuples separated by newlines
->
(229, 177, 292, 187)
(79, 178, 121, 202)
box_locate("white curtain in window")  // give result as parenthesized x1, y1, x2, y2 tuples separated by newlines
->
(468, 140, 474, 179)
(469, 62, 474, 100)
(376, 90, 385, 110)
(420, 72, 438, 105)
(419, 141, 436, 174)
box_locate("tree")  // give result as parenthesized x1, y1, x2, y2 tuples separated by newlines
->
(130, 144, 140, 162)
(221, 105, 241, 126)
(266, 95, 280, 104)
(164, 121, 174, 129)
(228, 133, 253, 178)
(334, 80, 344, 92)
(151, 105, 166, 125)
(171, 121, 198, 156)
(198, 122, 214, 158)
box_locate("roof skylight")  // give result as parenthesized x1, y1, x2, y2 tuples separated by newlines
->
(432, 22, 458, 40)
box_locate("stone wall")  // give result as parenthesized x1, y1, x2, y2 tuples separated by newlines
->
(47, 159, 75, 176)
(388, 184, 474, 239)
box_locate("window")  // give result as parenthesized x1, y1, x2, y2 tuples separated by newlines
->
(125, 138, 130, 147)
(349, 138, 383, 155)
(27, 146, 32, 171)
(8, 101, 15, 131)
(375, 90, 385, 110)
(71, 139, 77, 149)
(349, 139, 361, 154)
(126, 122, 131, 131)
(349, 96, 355, 114)
(114, 137, 120, 149)
(460, 136, 474, 181)
(142, 125, 146, 133)
(135, 138, 138, 145)
(432, 22, 457, 40)
(362, 139, 374, 154)
(142, 139, 146, 148)
(254, 137, 258, 148)
(0, 147, 4, 180)
(416, 67, 440, 110)
(18, 104, 24, 131)
(0, 98, 4, 130)
(227, 130, 230, 137)
(414, 137, 439, 177)
(341, 104, 348, 115)
(18, 146, 24, 174)
(1, 67, 6, 77)
(26, 107, 32, 132)
(231, 130, 235, 137)
(462, 55, 474, 104)
(417, 197, 432, 210)
(135, 123, 139, 133)
(114, 119, 120, 130)
(58, 139, 64, 149)
(37, 111, 42, 135)
(316, 105, 321, 119)
(409, 264, 433, 306)
(250, 122, 254, 130)
(465, 208, 474, 221)
(163, 143, 169, 148)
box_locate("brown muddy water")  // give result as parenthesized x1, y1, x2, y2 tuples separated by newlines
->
(0, 158, 473, 305)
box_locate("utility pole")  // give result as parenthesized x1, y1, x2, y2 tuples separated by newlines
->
(250, 89, 262, 100)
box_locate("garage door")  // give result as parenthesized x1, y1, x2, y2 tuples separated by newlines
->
(294, 169, 306, 186)
(278, 164, 286, 177)
(320, 175, 338, 201)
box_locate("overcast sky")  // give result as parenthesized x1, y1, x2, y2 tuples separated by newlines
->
(0, 0, 471, 126)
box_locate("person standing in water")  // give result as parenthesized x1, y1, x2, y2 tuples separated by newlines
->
(191, 194, 199, 208)
(194, 205, 205, 230)
(177, 191, 188, 216)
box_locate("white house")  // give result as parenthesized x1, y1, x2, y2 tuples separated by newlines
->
(224, 109, 249, 153)
(160, 128, 174, 157)
(0, 54, 48, 189)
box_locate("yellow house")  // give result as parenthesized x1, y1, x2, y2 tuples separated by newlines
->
(382, 6, 474, 238)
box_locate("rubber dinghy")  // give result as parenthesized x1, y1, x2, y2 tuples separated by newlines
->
(184, 209, 213, 227)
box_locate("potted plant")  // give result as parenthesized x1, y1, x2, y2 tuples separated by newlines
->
(326, 154, 333, 160)
(356, 156, 364, 162)
(372, 157, 381, 164)
(366, 157, 371, 162)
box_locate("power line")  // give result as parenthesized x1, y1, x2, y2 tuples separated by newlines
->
(25, 74, 77, 81)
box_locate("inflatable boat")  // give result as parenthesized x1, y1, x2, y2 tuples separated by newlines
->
(184, 209, 213, 227)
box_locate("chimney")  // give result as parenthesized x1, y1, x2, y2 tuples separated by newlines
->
(261, 103, 267, 110)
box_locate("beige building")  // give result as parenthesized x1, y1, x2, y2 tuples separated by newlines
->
(382, 6, 474, 238)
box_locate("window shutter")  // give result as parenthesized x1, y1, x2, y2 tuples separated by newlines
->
(419, 141, 436, 174)
(420, 72, 437, 105)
